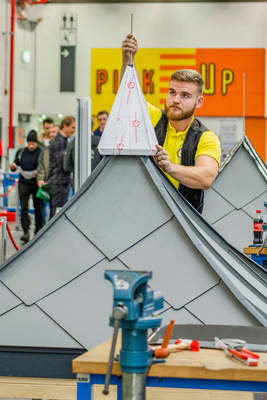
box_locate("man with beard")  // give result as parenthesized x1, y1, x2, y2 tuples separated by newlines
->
(121, 34, 221, 214)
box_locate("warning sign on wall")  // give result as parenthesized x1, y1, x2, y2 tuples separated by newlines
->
(91, 48, 265, 118)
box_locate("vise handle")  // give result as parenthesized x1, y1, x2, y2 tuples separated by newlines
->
(103, 302, 128, 395)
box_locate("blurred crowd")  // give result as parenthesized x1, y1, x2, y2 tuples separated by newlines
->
(9, 111, 108, 243)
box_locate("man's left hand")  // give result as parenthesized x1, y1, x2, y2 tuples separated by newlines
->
(154, 145, 173, 174)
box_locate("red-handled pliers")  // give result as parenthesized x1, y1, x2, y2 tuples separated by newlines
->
(215, 337, 259, 366)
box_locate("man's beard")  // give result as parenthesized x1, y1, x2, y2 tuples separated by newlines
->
(165, 103, 196, 121)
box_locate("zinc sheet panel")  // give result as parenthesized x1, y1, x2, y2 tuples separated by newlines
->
(186, 282, 260, 326)
(159, 306, 202, 326)
(212, 209, 253, 252)
(0, 282, 21, 316)
(213, 147, 267, 209)
(66, 157, 173, 260)
(202, 187, 235, 224)
(0, 304, 83, 348)
(118, 218, 219, 309)
(243, 190, 267, 218)
(37, 258, 128, 351)
(0, 214, 105, 305)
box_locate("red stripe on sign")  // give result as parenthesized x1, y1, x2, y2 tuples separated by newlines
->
(160, 99, 166, 104)
(160, 77, 170, 82)
(160, 88, 168, 93)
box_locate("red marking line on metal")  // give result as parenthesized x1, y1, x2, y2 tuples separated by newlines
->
(117, 135, 124, 155)
(126, 74, 135, 105)
(128, 114, 132, 155)
(117, 73, 128, 118)
(112, 134, 118, 155)
(127, 82, 135, 89)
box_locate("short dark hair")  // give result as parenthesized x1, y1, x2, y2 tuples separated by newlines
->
(60, 116, 75, 130)
(97, 111, 109, 118)
(43, 117, 54, 125)
(170, 69, 204, 95)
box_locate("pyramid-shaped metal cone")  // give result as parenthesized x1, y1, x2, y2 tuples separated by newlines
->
(98, 64, 158, 156)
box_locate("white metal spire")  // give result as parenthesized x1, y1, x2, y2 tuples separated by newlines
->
(98, 65, 158, 156)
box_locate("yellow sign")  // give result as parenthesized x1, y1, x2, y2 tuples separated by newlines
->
(91, 48, 265, 118)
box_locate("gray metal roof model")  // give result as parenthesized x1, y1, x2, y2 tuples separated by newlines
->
(203, 136, 267, 251)
(0, 154, 266, 357)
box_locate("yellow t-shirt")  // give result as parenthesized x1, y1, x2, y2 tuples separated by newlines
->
(147, 103, 221, 189)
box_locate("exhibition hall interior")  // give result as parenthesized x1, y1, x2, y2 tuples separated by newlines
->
(0, 1, 266, 400)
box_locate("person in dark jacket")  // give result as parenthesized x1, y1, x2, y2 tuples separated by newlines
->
(63, 117, 101, 188)
(9, 130, 43, 242)
(47, 116, 75, 217)
(37, 124, 59, 222)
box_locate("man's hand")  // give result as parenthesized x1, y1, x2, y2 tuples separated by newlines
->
(154, 145, 173, 174)
(121, 34, 138, 64)
(9, 162, 17, 171)
(37, 179, 45, 188)
(154, 144, 218, 190)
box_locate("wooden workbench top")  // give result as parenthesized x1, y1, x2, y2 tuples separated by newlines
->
(72, 338, 267, 382)
(243, 245, 267, 254)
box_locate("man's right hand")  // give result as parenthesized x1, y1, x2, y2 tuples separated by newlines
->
(9, 162, 17, 171)
(122, 34, 138, 65)
(37, 180, 45, 188)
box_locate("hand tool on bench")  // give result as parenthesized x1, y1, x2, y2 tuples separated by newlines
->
(215, 337, 260, 366)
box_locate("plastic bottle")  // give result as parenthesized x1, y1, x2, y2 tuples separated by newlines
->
(253, 209, 263, 245)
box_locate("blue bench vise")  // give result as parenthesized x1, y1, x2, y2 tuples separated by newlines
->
(103, 270, 164, 399)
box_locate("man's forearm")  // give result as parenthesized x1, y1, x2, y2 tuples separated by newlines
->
(166, 163, 216, 190)
(154, 145, 218, 190)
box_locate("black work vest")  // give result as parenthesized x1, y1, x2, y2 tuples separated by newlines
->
(154, 112, 208, 214)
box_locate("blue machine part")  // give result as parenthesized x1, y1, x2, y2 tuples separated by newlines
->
(105, 270, 163, 374)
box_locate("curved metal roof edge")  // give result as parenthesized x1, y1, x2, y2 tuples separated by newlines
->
(218, 138, 244, 174)
(243, 136, 267, 180)
(218, 136, 267, 179)
(141, 156, 267, 326)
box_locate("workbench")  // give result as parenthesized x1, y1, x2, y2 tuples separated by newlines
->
(243, 245, 267, 269)
(72, 338, 267, 400)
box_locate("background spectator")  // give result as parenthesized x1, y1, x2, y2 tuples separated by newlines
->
(38, 117, 54, 148)
(48, 116, 75, 217)
(93, 111, 108, 137)
(37, 124, 60, 222)
(9, 130, 42, 242)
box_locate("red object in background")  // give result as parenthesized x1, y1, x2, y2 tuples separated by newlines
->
(0, 211, 16, 222)
(9, 0, 15, 149)
(0, 139, 3, 156)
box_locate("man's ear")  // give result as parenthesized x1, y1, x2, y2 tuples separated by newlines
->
(196, 95, 204, 109)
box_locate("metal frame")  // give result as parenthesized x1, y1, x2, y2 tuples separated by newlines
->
(76, 373, 267, 400)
